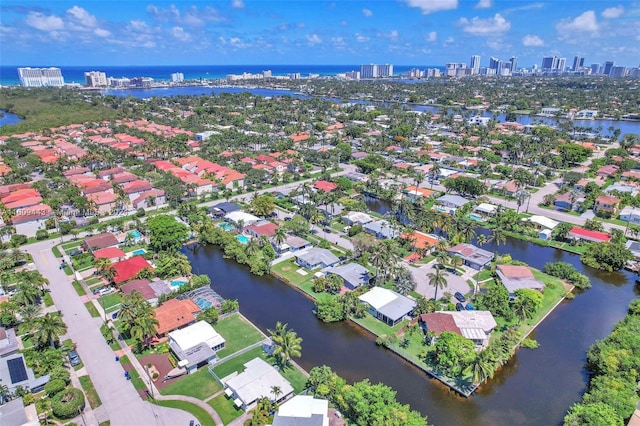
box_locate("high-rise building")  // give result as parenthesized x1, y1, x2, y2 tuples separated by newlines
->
(470, 55, 481, 74)
(170, 72, 184, 83)
(591, 64, 600, 74)
(262, 70, 272, 78)
(84, 71, 107, 87)
(345, 71, 360, 80)
(603, 61, 615, 76)
(557, 58, 566, 72)
(609, 66, 627, 78)
(377, 64, 394, 77)
(360, 64, 378, 78)
(509, 56, 518, 73)
(541, 56, 559, 71)
(18, 67, 65, 87)
(572, 56, 584, 71)
(489, 56, 501, 71)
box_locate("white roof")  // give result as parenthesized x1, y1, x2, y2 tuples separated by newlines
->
(474, 203, 497, 214)
(275, 395, 329, 426)
(342, 211, 374, 224)
(224, 211, 261, 224)
(168, 321, 225, 351)
(526, 215, 559, 230)
(225, 358, 293, 406)
(446, 311, 497, 333)
(358, 287, 398, 310)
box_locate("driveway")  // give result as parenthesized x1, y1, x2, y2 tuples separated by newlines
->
(25, 239, 196, 426)
(407, 261, 471, 302)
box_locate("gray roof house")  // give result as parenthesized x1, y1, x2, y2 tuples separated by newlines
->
(496, 265, 545, 297)
(275, 235, 311, 254)
(359, 287, 416, 326)
(322, 263, 371, 290)
(0, 354, 49, 394)
(0, 327, 19, 357)
(295, 248, 340, 270)
(447, 243, 494, 270)
(435, 194, 470, 213)
(363, 220, 399, 239)
(223, 358, 294, 411)
(0, 397, 38, 426)
(209, 202, 241, 217)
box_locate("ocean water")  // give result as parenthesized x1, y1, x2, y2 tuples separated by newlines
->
(0, 64, 443, 86)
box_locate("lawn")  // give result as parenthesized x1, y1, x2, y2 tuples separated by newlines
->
(271, 259, 314, 286)
(351, 313, 407, 337)
(84, 301, 100, 318)
(43, 292, 54, 307)
(214, 314, 265, 358)
(85, 277, 102, 286)
(153, 399, 216, 426)
(119, 355, 146, 391)
(212, 347, 267, 380)
(61, 240, 82, 250)
(160, 368, 222, 400)
(279, 365, 308, 394)
(208, 394, 244, 425)
(98, 293, 121, 310)
(52, 246, 62, 258)
(72, 280, 87, 296)
(79, 375, 102, 409)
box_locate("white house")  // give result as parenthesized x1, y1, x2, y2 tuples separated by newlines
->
(168, 321, 225, 374)
(620, 206, 640, 226)
(224, 211, 261, 226)
(272, 395, 329, 426)
(223, 358, 294, 411)
(358, 287, 416, 326)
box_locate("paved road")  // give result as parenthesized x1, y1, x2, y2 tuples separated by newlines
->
(24, 239, 197, 426)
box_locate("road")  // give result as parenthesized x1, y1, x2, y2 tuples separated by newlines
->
(24, 239, 197, 426)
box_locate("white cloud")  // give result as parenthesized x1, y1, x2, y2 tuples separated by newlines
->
(425, 31, 437, 42)
(405, 0, 458, 15)
(340, 20, 348, 26)
(66, 6, 98, 28)
(556, 10, 598, 37)
(306, 33, 322, 45)
(522, 34, 544, 46)
(171, 26, 191, 42)
(362, 8, 373, 17)
(355, 33, 369, 43)
(26, 12, 64, 31)
(602, 5, 624, 19)
(475, 0, 492, 9)
(459, 13, 510, 35)
(377, 29, 398, 39)
(231, 0, 245, 8)
(94, 28, 111, 37)
(127, 20, 151, 33)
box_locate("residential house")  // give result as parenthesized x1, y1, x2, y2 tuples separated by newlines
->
(526, 215, 559, 232)
(596, 164, 620, 178)
(244, 221, 279, 238)
(83, 232, 119, 251)
(626, 240, 640, 260)
(168, 321, 225, 374)
(473, 203, 498, 217)
(605, 183, 639, 197)
(274, 235, 311, 254)
(363, 220, 399, 239)
(403, 186, 435, 198)
(133, 189, 166, 210)
(322, 263, 371, 290)
(208, 202, 241, 218)
(447, 311, 497, 348)
(154, 299, 201, 337)
(223, 358, 294, 411)
(120, 279, 159, 306)
(0, 397, 38, 426)
(224, 211, 261, 226)
(496, 265, 545, 298)
(11, 204, 54, 238)
(87, 192, 119, 214)
(496, 180, 519, 197)
(341, 211, 375, 226)
(92, 247, 126, 263)
(358, 287, 416, 326)
(620, 206, 640, 225)
(435, 194, 470, 214)
(567, 227, 611, 243)
(401, 230, 439, 253)
(447, 243, 494, 270)
(0, 327, 49, 394)
(122, 180, 153, 202)
(112, 256, 152, 284)
(295, 248, 340, 270)
(594, 195, 621, 216)
(272, 395, 329, 426)
(313, 180, 338, 193)
(554, 192, 579, 211)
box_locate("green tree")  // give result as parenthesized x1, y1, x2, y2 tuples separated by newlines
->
(427, 268, 449, 301)
(250, 194, 276, 217)
(512, 288, 543, 323)
(154, 252, 192, 278)
(196, 307, 219, 325)
(432, 331, 475, 376)
(564, 402, 624, 426)
(32, 313, 67, 348)
(268, 321, 303, 367)
(146, 215, 189, 252)
(465, 351, 494, 383)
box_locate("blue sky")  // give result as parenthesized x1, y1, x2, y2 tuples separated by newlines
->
(1, 1, 639, 67)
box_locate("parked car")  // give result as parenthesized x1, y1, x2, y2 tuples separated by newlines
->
(454, 292, 466, 302)
(284, 216, 292, 221)
(69, 249, 83, 256)
(465, 303, 475, 311)
(323, 228, 332, 233)
(455, 302, 464, 311)
(68, 350, 80, 366)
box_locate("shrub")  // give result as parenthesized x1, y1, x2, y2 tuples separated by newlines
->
(49, 366, 71, 385)
(10, 234, 28, 246)
(521, 338, 539, 349)
(135, 208, 146, 217)
(45, 379, 67, 396)
(51, 388, 85, 419)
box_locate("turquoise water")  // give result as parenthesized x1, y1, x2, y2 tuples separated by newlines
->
(131, 249, 146, 255)
(236, 235, 250, 244)
(129, 230, 142, 239)
(195, 297, 213, 310)
(435, 206, 448, 213)
(468, 213, 484, 221)
(170, 280, 187, 288)
(218, 223, 234, 231)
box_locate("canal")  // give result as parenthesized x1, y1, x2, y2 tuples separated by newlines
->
(183, 198, 638, 426)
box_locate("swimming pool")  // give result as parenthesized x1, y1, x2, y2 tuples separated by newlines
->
(218, 223, 234, 231)
(468, 213, 484, 221)
(236, 235, 250, 244)
(195, 297, 212, 310)
(170, 280, 187, 289)
(131, 249, 146, 255)
(129, 230, 142, 239)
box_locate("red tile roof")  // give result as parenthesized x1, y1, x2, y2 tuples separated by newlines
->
(419, 313, 461, 336)
(314, 180, 337, 192)
(10, 204, 54, 224)
(92, 247, 126, 261)
(120, 279, 155, 300)
(496, 265, 534, 279)
(568, 227, 611, 242)
(245, 222, 279, 237)
(154, 299, 201, 335)
(112, 256, 152, 284)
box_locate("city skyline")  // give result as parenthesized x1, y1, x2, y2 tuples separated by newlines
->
(1, 1, 639, 67)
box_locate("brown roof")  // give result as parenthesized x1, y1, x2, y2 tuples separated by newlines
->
(120, 279, 155, 300)
(83, 233, 119, 250)
(154, 299, 201, 335)
(496, 265, 534, 279)
(419, 313, 461, 336)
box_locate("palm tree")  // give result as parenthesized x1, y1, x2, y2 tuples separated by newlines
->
(130, 314, 159, 348)
(476, 234, 488, 247)
(513, 298, 535, 324)
(427, 268, 449, 301)
(13, 282, 42, 306)
(272, 228, 287, 249)
(244, 238, 260, 257)
(268, 322, 303, 367)
(270, 385, 282, 402)
(455, 219, 477, 243)
(489, 228, 507, 246)
(33, 313, 67, 348)
(18, 304, 40, 323)
(394, 266, 416, 296)
(435, 251, 450, 268)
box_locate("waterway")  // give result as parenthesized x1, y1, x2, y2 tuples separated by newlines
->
(184, 199, 638, 426)
(0, 110, 22, 127)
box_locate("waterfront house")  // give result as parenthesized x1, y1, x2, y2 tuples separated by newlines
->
(435, 194, 470, 214)
(224, 211, 261, 226)
(496, 265, 545, 298)
(154, 299, 201, 337)
(403, 186, 435, 199)
(567, 227, 611, 243)
(112, 256, 152, 285)
(358, 287, 416, 326)
(619, 206, 640, 225)
(447, 311, 497, 348)
(341, 211, 375, 226)
(525, 215, 559, 232)
(295, 248, 339, 270)
(272, 395, 329, 426)
(244, 221, 279, 238)
(274, 235, 311, 254)
(168, 321, 225, 374)
(322, 263, 371, 290)
(401, 230, 439, 254)
(473, 203, 498, 217)
(594, 195, 621, 216)
(447, 243, 494, 270)
(82, 232, 119, 252)
(417, 313, 461, 344)
(223, 358, 294, 411)
(363, 220, 399, 239)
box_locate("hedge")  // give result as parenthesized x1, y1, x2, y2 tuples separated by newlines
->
(52, 387, 85, 419)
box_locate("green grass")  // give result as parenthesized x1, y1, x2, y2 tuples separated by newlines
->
(72, 280, 87, 296)
(43, 292, 54, 307)
(99, 293, 121, 310)
(62, 265, 73, 276)
(152, 399, 216, 426)
(160, 368, 222, 400)
(79, 375, 102, 409)
(84, 301, 100, 318)
(61, 241, 82, 250)
(99, 422, 111, 426)
(119, 355, 146, 391)
(52, 246, 62, 258)
(271, 259, 314, 286)
(208, 394, 244, 425)
(351, 313, 407, 337)
(213, 347, 267, 379)
(85, 277, 102, 286)
(214, 314, 264, 358)
(279, 365, 308, 394)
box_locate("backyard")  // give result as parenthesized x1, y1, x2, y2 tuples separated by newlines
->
(208, 394, 244, 425)
(160, 368, 222, 400)
(213, 313, 265, 358)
